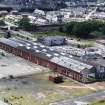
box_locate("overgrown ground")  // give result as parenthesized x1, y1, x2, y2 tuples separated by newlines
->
(32, 31, 66, 37)
(91, 100, 105, 105)
(0, 73, 96, 105)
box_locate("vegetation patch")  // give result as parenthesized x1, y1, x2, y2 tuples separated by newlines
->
(91, 100, 105, 105)
(60, 20, 105, 39)
(32, 31, 65, 38)
(3, 92, 66, 105)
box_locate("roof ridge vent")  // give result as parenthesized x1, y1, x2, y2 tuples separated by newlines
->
(26, 43, 31, 46)
(19, 44, 24, 46)
(26, 46, 31, 49)
(33, 46, 38, 49)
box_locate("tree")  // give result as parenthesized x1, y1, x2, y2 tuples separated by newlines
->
(18, 17, 30, 31)
(72, 21, 93, 38)
(18, 17, 36, 31)
(101, 22, 105, 35)
(65, 21, 76, 36)
(0, 20, 5, 26)
(64, 20, 105, 39)
(4, 30, 11, 39)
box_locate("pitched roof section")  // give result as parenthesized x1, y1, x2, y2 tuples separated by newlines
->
(0, 38, 93, 73)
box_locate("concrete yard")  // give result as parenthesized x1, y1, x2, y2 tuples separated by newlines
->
(0, 50, 49, 79)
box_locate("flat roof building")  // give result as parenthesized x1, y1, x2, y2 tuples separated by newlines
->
(37, 36, 66, 46)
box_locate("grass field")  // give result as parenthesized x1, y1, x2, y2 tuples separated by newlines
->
(80, 40, 95, 47)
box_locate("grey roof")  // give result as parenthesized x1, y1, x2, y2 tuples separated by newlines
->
(97, 40, 105, 45)
(50, 45, 84, 57)
(0, 38, 93, 73)
(51, 56, 93, 72)
(0, 38, 20, 47)
(43, 36, 65, 40)
(90, 58, 105, 67)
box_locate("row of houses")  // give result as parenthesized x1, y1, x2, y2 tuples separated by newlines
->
(0, 38, 95, 83)
(1, 0, 97, 10)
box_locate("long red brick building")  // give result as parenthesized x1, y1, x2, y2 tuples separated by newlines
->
(0, 38, 96, 83)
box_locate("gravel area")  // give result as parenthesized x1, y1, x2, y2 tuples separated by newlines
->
(0, 50, 49, 79)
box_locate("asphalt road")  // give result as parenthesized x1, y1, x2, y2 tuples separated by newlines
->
(51, 91, 105, 105)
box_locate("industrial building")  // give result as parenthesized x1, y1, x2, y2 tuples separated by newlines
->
(0, 38, 95, 83)
(37, 36, 66, 46)
(81, 55, 105, 80)
(81, 48, 105, 80)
